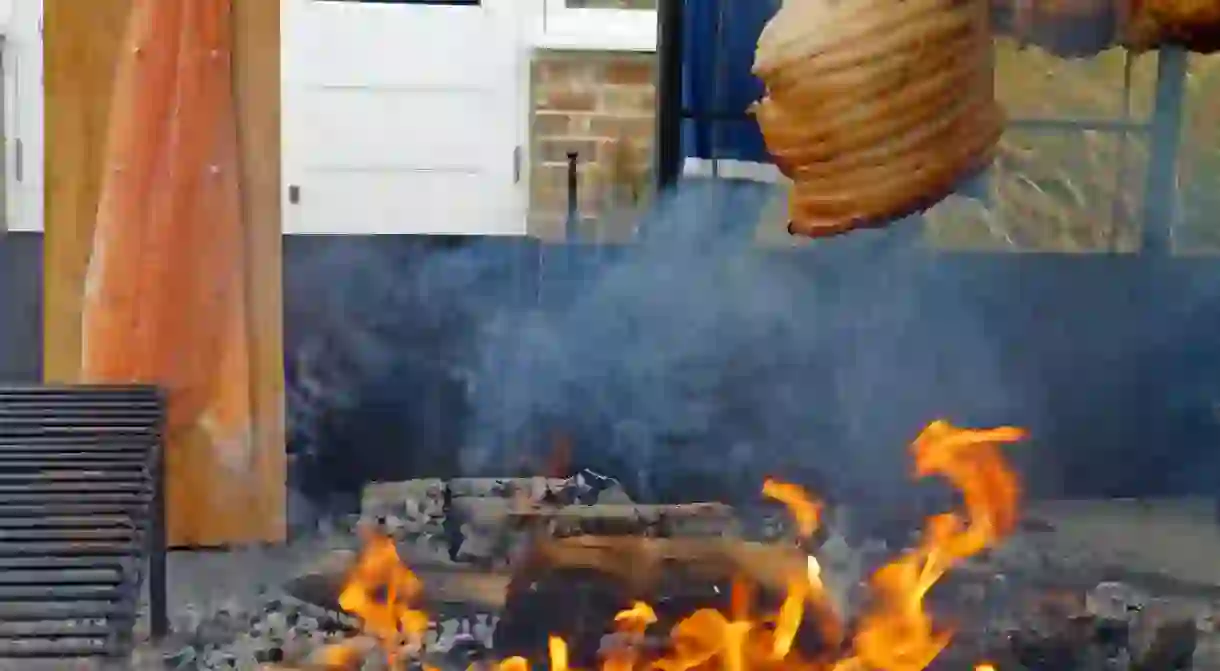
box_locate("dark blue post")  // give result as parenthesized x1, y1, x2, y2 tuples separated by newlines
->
(1141, 47, 1188, 256)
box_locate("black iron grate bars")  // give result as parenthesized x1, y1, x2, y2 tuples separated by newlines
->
(0, 384, 168, 660)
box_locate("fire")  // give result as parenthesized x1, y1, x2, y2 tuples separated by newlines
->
(323, 419, 1023, 671)
(328, 528, 430, 665)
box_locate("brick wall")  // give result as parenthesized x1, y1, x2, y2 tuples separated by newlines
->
(529, 51, 657, 242)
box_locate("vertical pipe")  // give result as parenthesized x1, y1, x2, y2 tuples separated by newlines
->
(148, 389, 169, 642)
(565, 151, 580, 240)
(654, 0, 684, 192)
(1140, 47, 1188, 256)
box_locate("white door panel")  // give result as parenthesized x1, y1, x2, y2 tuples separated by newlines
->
(5, 0, 41, 233)
(282, 0, 524, 236)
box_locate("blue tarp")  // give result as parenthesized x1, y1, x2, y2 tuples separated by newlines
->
(681, 0, 780, 165)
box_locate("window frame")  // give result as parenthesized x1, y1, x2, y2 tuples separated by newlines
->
(535, 0, 656, 52)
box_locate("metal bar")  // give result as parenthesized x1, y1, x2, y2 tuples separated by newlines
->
(0, 603, 130, 621)
(1140, 47, 1189, 255)
(0, 556, 128, 570)
(654, 0, 684, 192)
(565, 151, 580, 240)
(0, 504, 148, 518)
(0, 542, 143, 557)
(0, 625, 113, 640)
(0, 585, 126, 601)
(1009, 118, 1152, 133)
(147, 404, 168, 642)
(0, 385, 166, 660)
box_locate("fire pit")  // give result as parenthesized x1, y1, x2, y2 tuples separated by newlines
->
(139, 420, 1220, 671)
(259, 420, 1031, 671)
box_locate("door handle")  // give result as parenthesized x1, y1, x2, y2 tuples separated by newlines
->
(288, 184, 300, 205)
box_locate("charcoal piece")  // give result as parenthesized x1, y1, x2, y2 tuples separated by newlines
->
(284, 571, 346, 614)
(494, 567, 631, 666)
(1094, 617, 1130, 655)
(495, 536, 841, 667)
(1009, 622, 1093, 671)
(1134, 619, 1197, 671)
(1009, 633, 1080, 670)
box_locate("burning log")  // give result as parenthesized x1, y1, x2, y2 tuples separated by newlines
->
(280, 420, 1028, 671)
(482, 501, 739, 537)
(493, 535, 844, 666)
(513, 535, 812, 596)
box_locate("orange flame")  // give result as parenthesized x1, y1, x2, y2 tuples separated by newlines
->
(326, 527, 430, 664)
(328, 419, 1019, 671)
(761, 478, 822, 539)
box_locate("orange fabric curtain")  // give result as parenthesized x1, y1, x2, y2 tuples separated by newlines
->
(79, 0, 270, 546)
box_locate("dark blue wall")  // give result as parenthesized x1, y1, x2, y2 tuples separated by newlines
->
(4, 229, 1219, 516)
(279, 229, 1220, 510)
(0, 233, 43, 382)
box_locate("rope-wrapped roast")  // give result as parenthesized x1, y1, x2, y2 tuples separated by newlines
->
(752, 0, 1005, 238)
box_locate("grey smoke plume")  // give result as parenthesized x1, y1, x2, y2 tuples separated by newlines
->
(284, 179, 1026, 530)
(461, 181, 1018, 509)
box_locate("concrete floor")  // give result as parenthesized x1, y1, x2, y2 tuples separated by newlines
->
(1023, 497, 1220, 587)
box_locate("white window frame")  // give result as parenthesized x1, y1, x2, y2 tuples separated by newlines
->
(534, 0, 656, 52)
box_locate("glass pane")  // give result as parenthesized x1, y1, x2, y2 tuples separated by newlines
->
(925, 127, 1146, 252)
(924, 43, 1160, 252)
(996, 41, 1159, 121)
(565, 0, 657, 8)
(1171, 54, 1220, 254)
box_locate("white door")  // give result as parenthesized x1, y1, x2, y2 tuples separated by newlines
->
(3, 0, 42, 233)
(282, 0, 525, 236)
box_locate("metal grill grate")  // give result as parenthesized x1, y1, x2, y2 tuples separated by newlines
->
(0, 385, 168, 660)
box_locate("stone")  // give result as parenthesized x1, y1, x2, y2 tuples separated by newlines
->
(1088, 581, 1148, 620)
(1133, 618, 1196, 670)
(817, 530, 864, 617)
(363, 479, 445, 513)
(162, 645, 198, 669)
(596, 484, 634, 505)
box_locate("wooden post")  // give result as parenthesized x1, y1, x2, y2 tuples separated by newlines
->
(43, 0, 285, 546)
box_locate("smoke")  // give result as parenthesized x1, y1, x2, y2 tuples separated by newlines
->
(284, 179, 1028, 536)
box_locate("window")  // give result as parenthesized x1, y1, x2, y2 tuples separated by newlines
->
(923, 43, 1163, 253)
(538, 0, 656, 51)
(565, 0, 656, 7)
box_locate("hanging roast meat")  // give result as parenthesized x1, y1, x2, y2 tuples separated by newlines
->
(752, 0, 1005, 238)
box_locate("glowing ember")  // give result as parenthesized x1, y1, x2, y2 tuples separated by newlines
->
(322, 419, 1022, 671)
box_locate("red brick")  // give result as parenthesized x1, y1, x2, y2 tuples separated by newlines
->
(598, 85, 656, 114)
(589, 114, 654, 141)
(533, 112, 578, 137)
(538, 138, 601, 164)
(538, 86, 597, 111)
(605, 59, 655, 86)
(534, 58, 593, 84)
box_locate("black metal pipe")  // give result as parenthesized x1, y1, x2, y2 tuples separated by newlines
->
(654, 0, 684, 192)
(147, 393, 168, 642)
(565, 151, 580, 240)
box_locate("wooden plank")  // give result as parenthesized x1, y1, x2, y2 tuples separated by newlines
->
(44, 0, 284, 546)
(42, 0, 132, 383)
(233, 0, 287, 544)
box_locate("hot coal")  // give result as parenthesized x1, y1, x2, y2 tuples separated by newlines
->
(493, 564, 841, 668)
